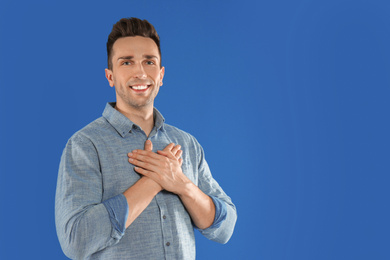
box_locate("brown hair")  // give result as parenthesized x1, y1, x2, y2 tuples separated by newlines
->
(106, 17, 161, 70)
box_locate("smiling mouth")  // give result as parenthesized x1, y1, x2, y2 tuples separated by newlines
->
(130, 85, 150, 90)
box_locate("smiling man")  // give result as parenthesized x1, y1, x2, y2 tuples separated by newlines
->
(55, 17, 237, 260)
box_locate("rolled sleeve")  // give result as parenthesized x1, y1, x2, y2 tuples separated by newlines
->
(198, 202, 237, 244)
(55, 134, 127, 259)
(194, 141, 237, 244)
(208, 196, 227, 229)
(103, 194, 129, 239)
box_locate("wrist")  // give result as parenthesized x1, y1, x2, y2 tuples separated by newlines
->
(178, 182, 196, 200)
(141, 177, 163, 193)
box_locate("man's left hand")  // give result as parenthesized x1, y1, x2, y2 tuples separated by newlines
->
(128, 145, 191, 195)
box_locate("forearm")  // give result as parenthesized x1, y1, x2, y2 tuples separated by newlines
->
(128, 147, 216, 228)
(123, 177, 162, 228)
(178, 182, 216, 229)
(198, 200, 237, 244)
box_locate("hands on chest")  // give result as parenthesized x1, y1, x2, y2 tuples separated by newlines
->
(128, 140, 192, 196)
(127, 140, 215, 229)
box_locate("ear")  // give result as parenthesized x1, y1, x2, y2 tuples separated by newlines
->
(105, 68, 115, 87)
(159, 66, 165, 86)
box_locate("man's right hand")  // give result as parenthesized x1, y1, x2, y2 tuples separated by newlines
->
(141, 140, 183, 164)
(122, 140, 183, 228)
(144, 140, 182, 161)
(138, 140, 183, 190)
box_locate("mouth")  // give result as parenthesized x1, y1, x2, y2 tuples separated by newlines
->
(130, 84, 151, 92)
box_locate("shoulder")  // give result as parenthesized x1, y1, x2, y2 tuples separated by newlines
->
(163, 123, 203, 151)
(67, 117, 110, 145)
(163, 123, 194, 140)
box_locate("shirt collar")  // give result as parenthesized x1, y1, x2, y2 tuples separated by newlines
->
(102, 102, 165, 137)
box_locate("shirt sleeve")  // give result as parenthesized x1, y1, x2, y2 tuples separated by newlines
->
(102, 194, 129, 236)
(194, 140, 237, 244)
(208, 196, 228, 229)
(55, 134, 128, 259)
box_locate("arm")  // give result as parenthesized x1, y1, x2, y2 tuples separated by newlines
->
(157, 149, 216, 229)
(175, 179, 216, 229)
(128, 140, 237, 243)
(128, 147, 215, 229)
(122, 140, 182, 228)
(195, 145, 237, 244)
(55, 137, 182, 259)
(55, 135, 122, 259)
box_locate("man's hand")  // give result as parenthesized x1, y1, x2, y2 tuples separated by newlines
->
(136, 140, 183, 191)
(143, 140, 183, 163)
(159, 141, 183, 166)
(129, 140, 216, 229)
(128, 142, 190, 195)
(122, 140, 184, 228)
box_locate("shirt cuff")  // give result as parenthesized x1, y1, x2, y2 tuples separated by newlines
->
(208, 196, 227, 229)
(102, 194, 129, 239)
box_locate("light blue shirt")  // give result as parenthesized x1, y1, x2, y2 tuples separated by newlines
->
(55, 103, 237, 259)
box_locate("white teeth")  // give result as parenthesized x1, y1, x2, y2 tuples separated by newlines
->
(132, 85, 148, 90)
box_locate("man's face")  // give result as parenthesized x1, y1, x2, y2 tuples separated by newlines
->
(105, 36, 164, 111)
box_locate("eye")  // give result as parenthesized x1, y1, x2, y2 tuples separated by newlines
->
(123, 61, 131, 65)
(146, 60, 155, 65)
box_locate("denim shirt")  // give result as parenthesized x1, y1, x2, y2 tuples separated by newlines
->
(55, 103, 237, 260)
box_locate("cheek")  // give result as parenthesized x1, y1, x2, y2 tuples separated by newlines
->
(147, 68, 163, 81)
(113, 73, 127, 86)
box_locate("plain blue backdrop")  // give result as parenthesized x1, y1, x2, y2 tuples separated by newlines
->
(1, 0, 389, 259)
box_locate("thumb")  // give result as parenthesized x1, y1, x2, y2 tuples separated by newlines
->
(144, 140, 153, 151)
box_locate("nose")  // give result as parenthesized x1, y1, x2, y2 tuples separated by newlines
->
(133, 63, 147, 79)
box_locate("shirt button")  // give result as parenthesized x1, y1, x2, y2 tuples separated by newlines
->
(163, 215, 166, 219)
(166, 242, 170, 246)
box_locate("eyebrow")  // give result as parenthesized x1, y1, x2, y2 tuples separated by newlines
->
(144, 55, 159, 60)
(117, 55, 159, 61)
(117, 56, 133, 61)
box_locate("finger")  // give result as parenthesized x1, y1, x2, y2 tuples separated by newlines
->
(144, 140, 153, 152)
(175, 150, 183, 160)
(129, 152, 162, 166)
(130, 150, 164, 161)
(157, 150, 176, 160)
(129, 156, 161, 172)
(171, 144, 181, 156)
(157, 148, 182, 160)
(162, 143, 175, 152)
(178, 158, 183, 167)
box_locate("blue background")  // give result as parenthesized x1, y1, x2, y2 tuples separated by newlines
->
(1, 0, 389, 259)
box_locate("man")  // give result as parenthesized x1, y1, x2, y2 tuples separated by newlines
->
(55, 17, 237, 259)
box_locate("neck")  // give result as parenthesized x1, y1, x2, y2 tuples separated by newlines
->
(115, 103, 155, 137)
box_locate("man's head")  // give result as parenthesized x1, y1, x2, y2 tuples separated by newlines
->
(105, 18, 165, 112)
(107, 17, 161, 70)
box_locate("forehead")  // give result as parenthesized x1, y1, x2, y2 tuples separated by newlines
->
(112, 36, 160, 58)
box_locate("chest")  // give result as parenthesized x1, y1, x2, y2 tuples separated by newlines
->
(94, 131, 198, 200)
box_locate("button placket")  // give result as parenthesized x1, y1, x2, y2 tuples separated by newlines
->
(155, 193, 174, 258)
